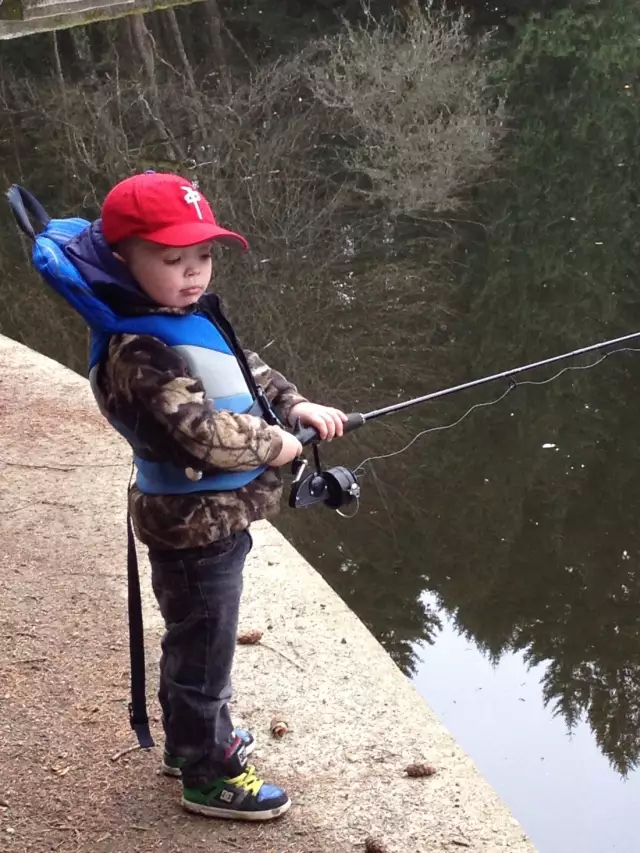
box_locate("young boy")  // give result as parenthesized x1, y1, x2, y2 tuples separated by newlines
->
(73, 171, 346, 821)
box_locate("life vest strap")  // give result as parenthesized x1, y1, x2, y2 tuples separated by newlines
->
(6, 184, 51, 241)
(126, 512, 154, 749)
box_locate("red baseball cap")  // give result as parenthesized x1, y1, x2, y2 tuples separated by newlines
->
(101, 172, 248, 249)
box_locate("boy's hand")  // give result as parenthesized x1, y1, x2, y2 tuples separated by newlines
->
(269, 429, 303, 468)
(288, 402, 348, 441)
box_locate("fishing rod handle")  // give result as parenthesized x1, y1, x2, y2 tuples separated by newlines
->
(294, 412, 366, 446)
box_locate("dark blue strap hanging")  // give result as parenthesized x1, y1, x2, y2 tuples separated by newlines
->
(127, 511, 154, 749)
(6, 184, 51, 240)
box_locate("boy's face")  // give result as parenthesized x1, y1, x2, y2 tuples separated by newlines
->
(116, 239, 213, 308)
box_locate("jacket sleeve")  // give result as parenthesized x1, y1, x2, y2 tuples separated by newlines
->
(101, 334, 283, 472)
(244, 349, 308, 426)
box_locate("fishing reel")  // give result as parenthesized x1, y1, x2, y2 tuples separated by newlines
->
(288, 446, 360, 510)
(288, 413, 365, 510)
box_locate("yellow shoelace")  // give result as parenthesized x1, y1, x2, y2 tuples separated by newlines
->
(227, 764, 263, 796)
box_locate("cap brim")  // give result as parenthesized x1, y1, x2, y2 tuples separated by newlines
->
(142, 222, 248, 249)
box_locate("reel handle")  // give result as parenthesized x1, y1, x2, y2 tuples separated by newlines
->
(294, 411, 366, 446)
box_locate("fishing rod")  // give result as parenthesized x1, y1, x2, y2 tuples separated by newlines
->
(289, 329, 640, 511)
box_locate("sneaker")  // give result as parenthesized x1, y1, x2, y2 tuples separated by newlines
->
(161, 728, 256, 778)
(182, 764, 290, 821)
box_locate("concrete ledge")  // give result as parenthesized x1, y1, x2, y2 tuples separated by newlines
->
(0, 0, 206, 39)
(26, 0, 135, 22)
(0, 332, 537, 852)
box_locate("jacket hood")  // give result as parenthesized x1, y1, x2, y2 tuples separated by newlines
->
(65, 219, 157, 312)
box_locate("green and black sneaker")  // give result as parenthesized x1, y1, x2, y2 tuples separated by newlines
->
(162, 728, 256, 778)
(182, 764, 291, 821)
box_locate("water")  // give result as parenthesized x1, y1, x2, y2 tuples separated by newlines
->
(278, 330, 640, 853)
(415, 595, 640, 853)
(273, 33, 640, 837)
(2, 6, 640, 850)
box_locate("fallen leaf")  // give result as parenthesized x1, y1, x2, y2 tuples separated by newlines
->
(53, 765, 72, 777)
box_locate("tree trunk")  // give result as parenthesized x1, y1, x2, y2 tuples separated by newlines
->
(115, 16, 137, 75)
(203, 0, 231, 94)
(88, 20, 111, 71)
(51, 31, 74, 160)
(129, 13, 184, 163)
(162, 9, 207, 144)
(129, 13, 157, 95)
(163, 8, 197, 93)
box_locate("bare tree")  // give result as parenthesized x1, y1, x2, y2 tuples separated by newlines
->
(307, 9, 503, 216)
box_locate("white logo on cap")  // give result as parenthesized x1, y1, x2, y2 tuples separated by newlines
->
(182, 185, 203, 219)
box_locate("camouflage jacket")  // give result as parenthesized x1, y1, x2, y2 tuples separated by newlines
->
(95, 294, 307, 550)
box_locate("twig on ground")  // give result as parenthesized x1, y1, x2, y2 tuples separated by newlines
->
(6, 500, 78, 516)
(111, 744, 143, 762)
(260, 640, 306, 672)
(0, 457, 127, 471)
(451, 831, 472, 848)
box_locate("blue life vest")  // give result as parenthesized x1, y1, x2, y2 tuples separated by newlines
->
(17, 200, 275, 495)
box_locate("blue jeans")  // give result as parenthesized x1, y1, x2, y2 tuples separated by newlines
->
(149, 530, 253, 787)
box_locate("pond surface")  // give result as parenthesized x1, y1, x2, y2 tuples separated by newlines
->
(274, 108, 640, 845)
(277, 309, 640, 852)
(416, 596, 640, 853)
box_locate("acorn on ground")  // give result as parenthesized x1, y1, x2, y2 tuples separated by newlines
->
(270, 716, 289, 738)
(364, 837, 389, 853)
(237, 629, 263, 645)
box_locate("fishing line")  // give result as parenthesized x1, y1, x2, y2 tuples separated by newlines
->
(289, 339, 640, 512)
(353, 346, 640, 475)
